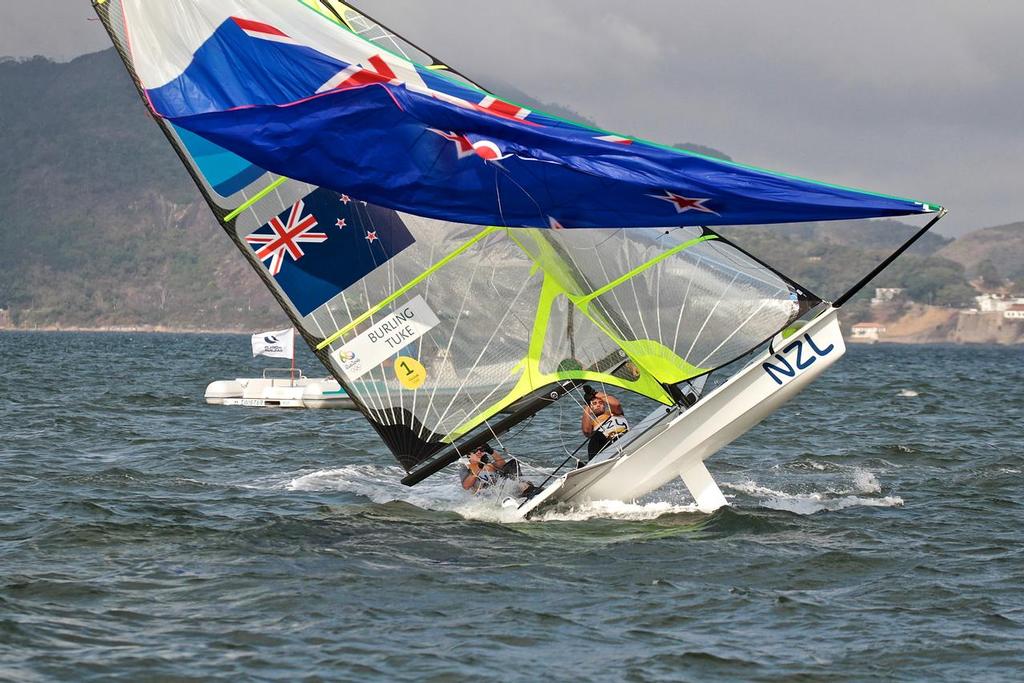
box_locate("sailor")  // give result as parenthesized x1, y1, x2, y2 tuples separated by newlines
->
(458, 443, 538, 498)
(580, 384, 629, 464)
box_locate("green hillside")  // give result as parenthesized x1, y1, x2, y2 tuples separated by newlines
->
(936, 221, 1024, 285)
(0, 51, 278, 330)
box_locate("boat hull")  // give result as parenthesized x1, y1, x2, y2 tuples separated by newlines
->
(204, 377, 356, 409)
(517, 308, 846, 518)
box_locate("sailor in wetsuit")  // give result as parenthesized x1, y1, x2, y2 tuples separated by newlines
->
(458, 443, 538, 498)
(580, 384, 629, 465)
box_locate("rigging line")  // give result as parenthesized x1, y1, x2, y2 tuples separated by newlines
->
(410, 240, 439, 430)
(493, 170, 506, 227)
(433, 273, 536, 438)
(338, 283, 385, 415)
(482, 417, 506, 455)
(702, 239, 789, 291)
(591, 243, 634, 342)
(625, 233, 653, 344)
(271, 183, 286, 214)
(316, 227, 497, 349)
(556, 395, 571, 458)
(319, 294, 341, 343)
(352, 212, 393, 419)
(655, 234, 666, 347)
(555, 226, 626, 253)
(709, 229, 822, 303)
(685, 272, 740, 361)
(672, 254, 702, 352)
(354, 200, 406, 418)
(561, 386, 590, 461)
(336, 8, 412, 61)
(576, 234, 717, 304)
(415, 253, 486, 442)
(489, 160, 556, 229)
(834, 209, 948, 307)
(695, 298, 770, 368)
(529, 436, 591, 498)
(323, 0, 482, 88)
(537, 231, 632, 342)
(561, 387, 593, 462)
(501, 412, 536, 444)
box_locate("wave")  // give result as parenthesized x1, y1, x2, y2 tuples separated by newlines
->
(272, 461, 903, 521)
(271, 465, 706, 524)
(725, 468, 901, 515)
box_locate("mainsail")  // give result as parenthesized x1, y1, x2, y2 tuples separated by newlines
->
(92, 0, 942, 483)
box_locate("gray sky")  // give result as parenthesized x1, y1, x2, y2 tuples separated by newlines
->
(4, 1, 1023, 237)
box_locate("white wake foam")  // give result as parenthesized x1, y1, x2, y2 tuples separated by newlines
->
(273, 461, 900, 521)
(273, 464, 703, 523)
(897, 389, 919, 397)
(526, 499, 701, 523)
(726, 467, 900, 515)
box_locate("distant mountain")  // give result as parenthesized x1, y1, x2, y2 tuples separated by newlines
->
(671, 143, 732, 161)
(936, 221, 1024, 284)
(0, 50, 1021, 333)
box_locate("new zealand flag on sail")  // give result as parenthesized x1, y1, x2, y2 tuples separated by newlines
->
(244, 188, 415, 316)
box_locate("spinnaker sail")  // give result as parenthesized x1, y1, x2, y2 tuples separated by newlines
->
(91, 0, 942, 492)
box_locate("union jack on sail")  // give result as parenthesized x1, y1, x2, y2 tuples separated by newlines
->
(244, 199, 327, 276)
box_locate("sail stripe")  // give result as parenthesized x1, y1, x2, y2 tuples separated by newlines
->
(224, 176, 288, 221)
(315, 226, 499, 349)
(577, 234, 717, 306)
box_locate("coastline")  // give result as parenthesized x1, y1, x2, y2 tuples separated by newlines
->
(0, 324, 254, 335)
(2, 321, 1021, 345)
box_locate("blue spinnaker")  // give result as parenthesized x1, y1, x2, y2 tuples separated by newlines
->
(140, 12, 934, 228)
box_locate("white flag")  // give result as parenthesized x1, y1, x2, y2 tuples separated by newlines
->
(251, 327, 294, 359)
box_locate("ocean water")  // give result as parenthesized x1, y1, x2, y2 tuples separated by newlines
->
(0, 331, 1021, 681)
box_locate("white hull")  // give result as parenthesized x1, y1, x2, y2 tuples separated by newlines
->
(205, 373, 354, 409)
(516, 308, 846, 518)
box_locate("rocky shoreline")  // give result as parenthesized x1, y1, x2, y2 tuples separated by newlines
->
(848, 306, 1024, 345)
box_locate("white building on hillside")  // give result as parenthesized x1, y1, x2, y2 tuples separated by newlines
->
(870, 288, 904, 306)
(850, 322, 886, 342)
(1004, 304, 1024, 320)
(976, 293, 1024, 312)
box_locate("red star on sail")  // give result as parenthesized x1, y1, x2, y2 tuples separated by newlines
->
(339, 194, 351, 204)
(365, 230, 378, 243)
(647, 191, 719, 215)
(335, 218, 346, 229)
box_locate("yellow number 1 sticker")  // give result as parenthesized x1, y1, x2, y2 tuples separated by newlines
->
(394, 356, 427, 390)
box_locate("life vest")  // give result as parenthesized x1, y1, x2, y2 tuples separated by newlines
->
(595, 413, 629, 439)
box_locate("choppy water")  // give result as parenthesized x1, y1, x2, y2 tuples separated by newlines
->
(0, 331, 1021, 681)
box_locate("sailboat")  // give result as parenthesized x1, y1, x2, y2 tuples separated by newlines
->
(92, 0, 944, 518)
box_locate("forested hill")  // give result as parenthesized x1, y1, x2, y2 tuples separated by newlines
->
(0, 50, 278, 330)
(0, 51, 1019, 331)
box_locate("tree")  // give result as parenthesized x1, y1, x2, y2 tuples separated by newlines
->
(976, 259, 1004, 289)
